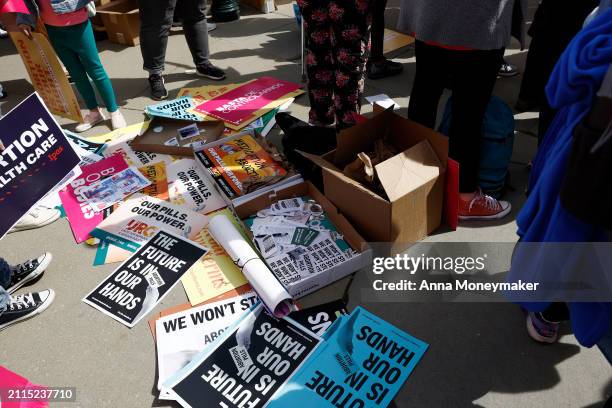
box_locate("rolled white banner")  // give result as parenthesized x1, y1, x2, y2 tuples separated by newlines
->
(208, 214, 293, 317)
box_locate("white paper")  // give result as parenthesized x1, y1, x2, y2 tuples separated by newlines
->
(208, 214, 293, 317)
(365, 94, 400, 110)
(166, 159, 226, 214)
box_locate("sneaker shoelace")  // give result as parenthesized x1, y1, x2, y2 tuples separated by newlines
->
(16, 259, 37, 275)
(469, 192, 501, 212)
(9, 293, 36, 310)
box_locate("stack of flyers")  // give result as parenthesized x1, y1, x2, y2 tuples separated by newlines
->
(81, 166, 152, 213)
(244, 196, 354, 285)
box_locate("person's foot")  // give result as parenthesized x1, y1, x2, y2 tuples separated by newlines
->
(526, 311, 560, 343)
(196, 61, 226, 81)
(367, 58, 404, 80)
(110, 109, 127, 130)
(498, 62, 519, 78)
(148, 74, 169, 101)
(75, 109, 106, 133)
(9, 207, 61, 233)
(458, 189, 511, 220)
(207, 21, 217, 32)
(0, 290, 55, 331)
(0, 26, 8, 38)
(7, 252, 52, 294)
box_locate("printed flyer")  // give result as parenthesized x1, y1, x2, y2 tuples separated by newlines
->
(0, 93, 80, 238)
(83, 230, 209, 327)
(181, 209, 249, 306)
(166, 303, 321, 408)
(82, 166, 152, 213)
(155, 292, 259, 399)
(59, 154, 129, 243)
(145, 97, 204, 122)
(167, 159, 226, 215)
(290, 299, 347, 337)
(90, 193, 209, 252)
(192, 77, 301, 128)
(267, 307, 428, 408)
(102, 133, 175, 168)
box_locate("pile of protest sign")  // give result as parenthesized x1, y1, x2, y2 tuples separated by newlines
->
(1, 92, 428, 407)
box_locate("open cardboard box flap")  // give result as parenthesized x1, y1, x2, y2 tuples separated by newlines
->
(375, 139, 442, 202)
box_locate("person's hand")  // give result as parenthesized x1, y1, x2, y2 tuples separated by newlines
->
(18, 24, 33, 39)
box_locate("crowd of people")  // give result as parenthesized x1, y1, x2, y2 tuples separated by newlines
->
(0, 0, 610, 385)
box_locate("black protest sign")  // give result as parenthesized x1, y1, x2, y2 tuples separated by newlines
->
(0, 93, 80, 238)
(169, 305, 320, 408)
(290, 299, 347, 336)
(83, 230, 208, 327)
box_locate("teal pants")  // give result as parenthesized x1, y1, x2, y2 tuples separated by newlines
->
(46, 20, 118, 112)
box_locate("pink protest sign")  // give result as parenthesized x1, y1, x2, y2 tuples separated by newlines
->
(193, 77, 301, 126)
(59, 154, 129, 243)
(0, 366, 49, 408)
(0, 0, 29, 14)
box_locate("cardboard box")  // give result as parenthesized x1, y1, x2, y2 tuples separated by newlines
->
(303, 107, 449, 245)
(91, 0, 112, 28)
(194, 130, 304, 208)
(131, 116, 225, 157)
(97, 0, 140, 46)
(233, 181, 372, 299)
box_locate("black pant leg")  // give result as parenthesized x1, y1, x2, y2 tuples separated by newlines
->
(369, 0, 387, 62)
(138, 0, 176, 74)
(449, 48, 503, 193)
(177, 0, 210, 67)
(407, 40, 447, 129)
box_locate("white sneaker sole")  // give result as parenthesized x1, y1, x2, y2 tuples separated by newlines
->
(0, 289, 55, 331)
(75, 118, 105, 133)
(8, 210, 61, 233)
(459, 205, 512, 221)
(7, 252, 52, 294)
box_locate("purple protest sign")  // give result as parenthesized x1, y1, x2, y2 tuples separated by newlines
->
(0, 93, 80, 239)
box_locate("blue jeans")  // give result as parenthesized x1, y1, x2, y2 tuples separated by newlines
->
(0, 257, 11, 316)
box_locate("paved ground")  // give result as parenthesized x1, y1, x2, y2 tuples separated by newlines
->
(0, 2, 610, 407)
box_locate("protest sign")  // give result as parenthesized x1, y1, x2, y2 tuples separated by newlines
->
(10, 32, 83, 123)
(166, 304, 321, 408)
(181, 209, 249, 306)
(63, 130, 107, 155)
(102, 133, 174, 167)
(0, 0, 29, 13)
(145, 97, 204, 122)
(59, 154, 129, 243)
(167, 159, 226, 215)
(0, 93, 80, 238)
(83, 230, 209, 327)
(267, 307, 428, 408)
(192, 77, 301, 128)
(82, 166, 152, 213)
(289, 299, 347, 337)
(91, 193, 209, 252)
(155, 292, 258, 399)
(87, 121, 151, 145)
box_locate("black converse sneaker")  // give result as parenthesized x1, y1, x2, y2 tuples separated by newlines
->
(0, 290, 55, 331)
(7, 252, 52, 294)
(148, 74, 169, 101)
(196, 61, 226, 81)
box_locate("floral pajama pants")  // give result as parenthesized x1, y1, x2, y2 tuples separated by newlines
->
(298, 0, 372, 129)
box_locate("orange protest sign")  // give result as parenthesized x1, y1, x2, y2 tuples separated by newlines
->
(10, 31, 83, 123)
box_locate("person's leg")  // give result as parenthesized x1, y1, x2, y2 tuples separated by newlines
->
(367, 0, 402, 80)
(46, 25, 100, 110)
(369, 0, 386, 62)
(407, 40, 447, 129)
(449, 48, 503, 194)
(300, 0, 335, 126)
(0, 258, 11, 315)
(178, 0, 209, 67)
(138, 0, 175, 75)
(330, 0, 373, 129)
(72, 21, 119, 113)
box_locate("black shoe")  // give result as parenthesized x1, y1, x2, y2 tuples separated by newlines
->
(148, 74, 169, 101)
(0, 290, 55, 331)
(498, 62, 519, 78)
(196, 62, 226, 81)
(8, 252, 52, 294)
(367, 58, 403, 80)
